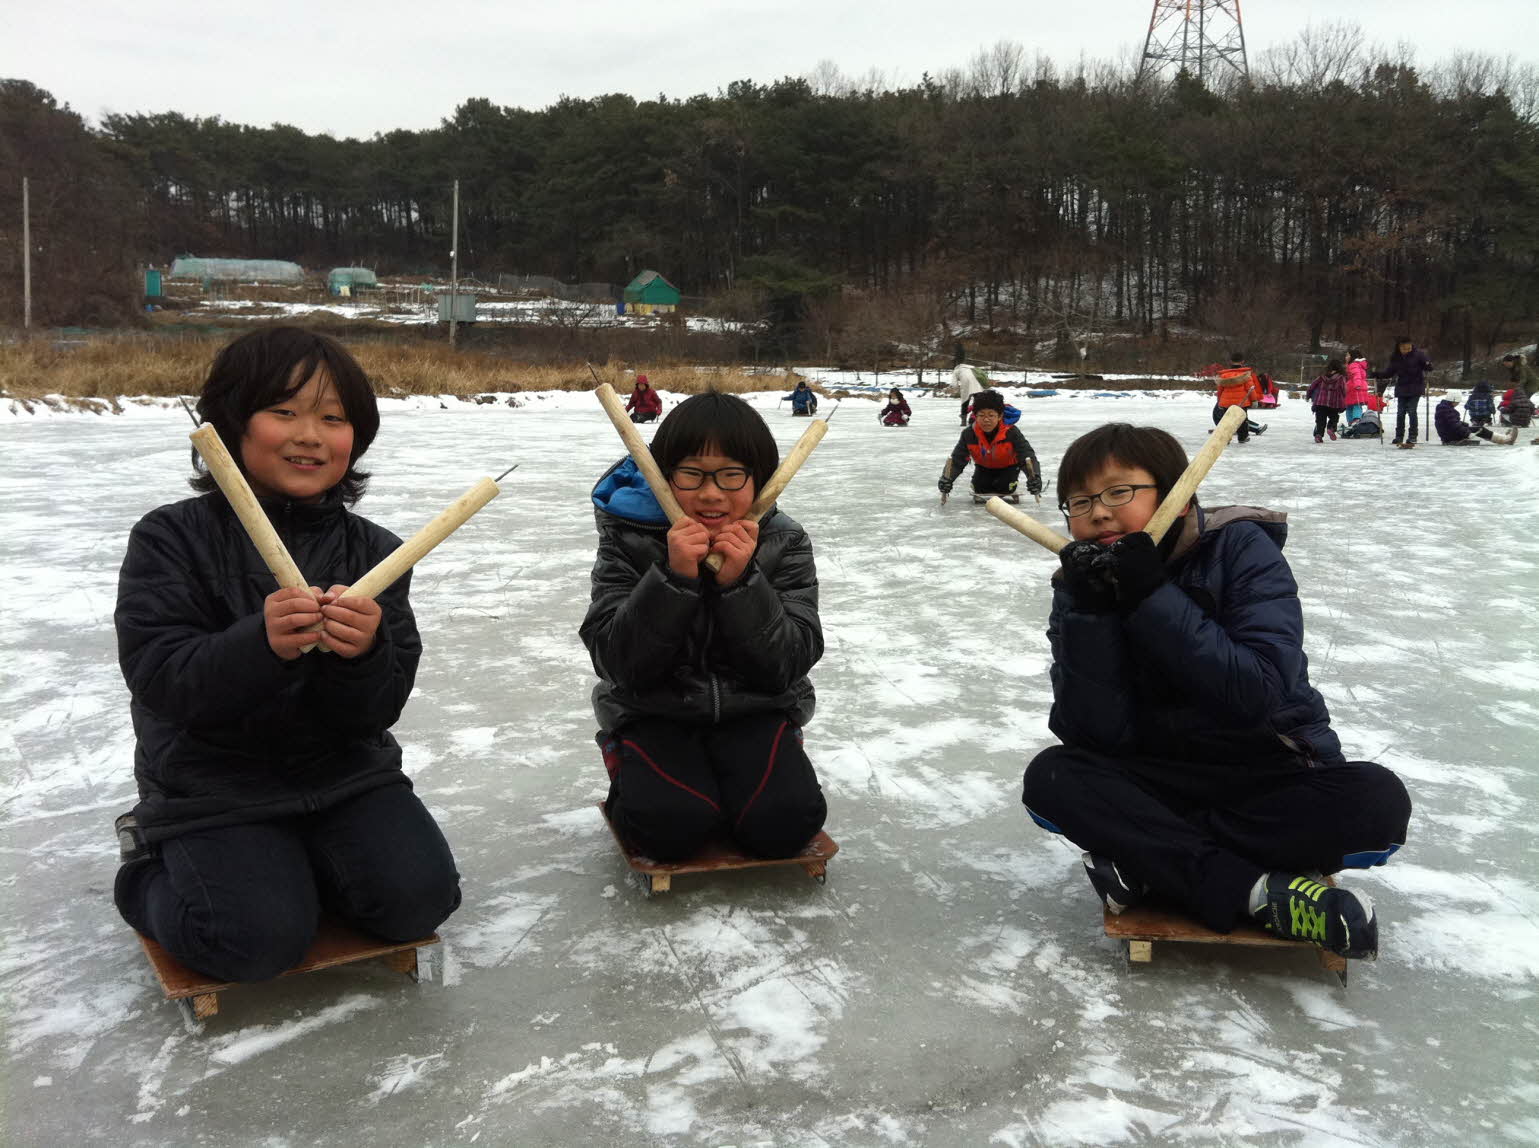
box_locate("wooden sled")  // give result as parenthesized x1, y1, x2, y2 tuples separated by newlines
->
(137, 918, 440, 1032)
(1103, 878, 1350, 985)
(598, 803, 839, 895)
(972, 492, 1020, 505)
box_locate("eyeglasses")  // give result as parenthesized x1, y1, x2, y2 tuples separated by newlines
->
(670, 465, 751, 491)
(1059, 483, 1158, 518)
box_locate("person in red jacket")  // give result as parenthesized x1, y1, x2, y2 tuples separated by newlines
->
(936, 390, 1043, 503)
(1212, 351, 1263, 444)
(625, 375, 663, 423)
(879, 387, 912, 427)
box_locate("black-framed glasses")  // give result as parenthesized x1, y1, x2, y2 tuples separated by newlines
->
(1059, 483, 1158, 518)
(670, 465, 751, 491)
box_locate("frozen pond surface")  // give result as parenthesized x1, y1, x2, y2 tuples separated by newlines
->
(2, 387, 1537, 1146)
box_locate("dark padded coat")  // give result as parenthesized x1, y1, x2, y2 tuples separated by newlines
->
(1046, 506, 1342, 796)
(579, 458, 821, 733)
(1371, 346, 1433, 398)
(115, 491, 420, 843)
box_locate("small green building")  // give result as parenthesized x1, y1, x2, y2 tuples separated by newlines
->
(622, 270, 681, 314)
(327, 267, 378, 295)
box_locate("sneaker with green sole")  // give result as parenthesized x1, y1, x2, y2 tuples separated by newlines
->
(1257, 873, 1378, 959)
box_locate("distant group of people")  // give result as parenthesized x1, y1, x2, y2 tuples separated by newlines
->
(1211, 338, 1537, 450)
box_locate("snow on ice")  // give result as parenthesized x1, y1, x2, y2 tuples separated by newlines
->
(2, 383, 1536, 1145)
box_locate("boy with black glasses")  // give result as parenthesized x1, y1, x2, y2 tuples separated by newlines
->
(936, 390, 1043, 504)
(1021, 423, 1410, 964)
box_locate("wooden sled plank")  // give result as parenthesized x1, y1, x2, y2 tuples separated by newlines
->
(1103, 876, 1349, 981)
(598, 803, 838, 893)
(137, 918, 440, 1018)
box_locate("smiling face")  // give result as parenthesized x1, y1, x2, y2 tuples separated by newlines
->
(669, 449, 756, 538)
(240, 366, 354, 502)
(1065, 461, 1168, 544)
(973, 408, 1002, 433)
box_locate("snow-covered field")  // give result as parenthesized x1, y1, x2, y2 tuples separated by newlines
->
(2, 388, 1536, 1146)
(187, 295, 744, 332)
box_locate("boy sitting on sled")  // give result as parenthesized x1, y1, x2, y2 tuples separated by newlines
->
(1021, 423, 1410, 961)
(937, 390, 1042, 503)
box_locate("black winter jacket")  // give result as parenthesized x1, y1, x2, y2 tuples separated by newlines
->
(579, 458, 822, 732)
(1047, 506, 1342, 796)
(115, 491, 420, 842)
(1371, 347, 1433, 398)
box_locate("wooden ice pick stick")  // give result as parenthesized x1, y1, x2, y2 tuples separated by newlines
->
(190, 425, 328, 650)
(341, 475, 504, 601)
(1142, 404, 1246, 544)
(593, 383, 688, 522)
(985, 403, 1250, 555)
(745, 418, 827, 522)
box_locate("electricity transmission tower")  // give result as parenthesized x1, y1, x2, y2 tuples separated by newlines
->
(1138, 0, 1249, 84)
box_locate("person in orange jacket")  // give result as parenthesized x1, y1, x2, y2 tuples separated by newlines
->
(1212, 351, 1263, 444)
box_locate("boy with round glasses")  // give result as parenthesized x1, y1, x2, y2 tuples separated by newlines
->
(1021, 422, 1410, 963)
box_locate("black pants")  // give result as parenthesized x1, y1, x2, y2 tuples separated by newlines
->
(960, 398, 973, 425)
(1213, 403, 1249, 442)
(1022, 745, 1411, 932)
(605, 714, 826, 862)
(1393, 395, 1420, 442)
(629, 411, 658, 424)
(1312, 405, 1341, 436)
(114, 783, 460, 983)
(970, 465, 1020, 496)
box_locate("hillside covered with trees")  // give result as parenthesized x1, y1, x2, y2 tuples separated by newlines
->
(3, 37, 1537, 366)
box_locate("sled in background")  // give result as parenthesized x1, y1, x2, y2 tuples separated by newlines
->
(1103, 877, 1351, 986)
(598, 803, 839, 895)
(137, 919, 440, 1032)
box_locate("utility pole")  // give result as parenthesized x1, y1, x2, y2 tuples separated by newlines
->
(449, 179, 459, 349)
(22, 176, 32, 331)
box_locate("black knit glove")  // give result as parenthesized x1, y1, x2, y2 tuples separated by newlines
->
(1026, 475, 1043, 496)
(937, 475, 954, 494)
(1093, 532, 1166, 610)
(1059, 540, 1117, 613)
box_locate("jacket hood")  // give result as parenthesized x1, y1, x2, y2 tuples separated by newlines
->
(1437, 398, 1458, 409)
(592, 458, 671, 527)
(1471, 381, 1492, 395)
(1168, 503, 1288, 563)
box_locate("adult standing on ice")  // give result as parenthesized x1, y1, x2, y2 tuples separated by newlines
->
(1372, 336, 1432, 448)
(953, 362, 985, 426)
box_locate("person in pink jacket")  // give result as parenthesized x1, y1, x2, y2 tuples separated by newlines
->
(1343, 349, 1371, 424)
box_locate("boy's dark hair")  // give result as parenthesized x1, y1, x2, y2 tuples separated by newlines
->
(1229, 349, 1246, 363)
(650, 391, 779, 493)
(1056, 423, 1191, 511)
(972, 389, 1005, 413)
(191, 326, 379, 504)
(1326, 358, 1343, 373)
(1394, 335, 1412, 348)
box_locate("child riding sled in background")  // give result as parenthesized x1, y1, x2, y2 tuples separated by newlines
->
(112, 327, 461, 984)
(625, 374, 663, 423)
(879, 387, 912, 427)
(580, 392, 828, 863)
(1020, 423, 1410, 963)
(788, 380, 819, 416)
(937, 389, 1043, 504)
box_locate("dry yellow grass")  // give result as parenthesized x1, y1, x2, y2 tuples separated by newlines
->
(0, 334, 799, 402)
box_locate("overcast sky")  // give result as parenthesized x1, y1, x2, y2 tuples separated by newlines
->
(8, 1, 1536, 139)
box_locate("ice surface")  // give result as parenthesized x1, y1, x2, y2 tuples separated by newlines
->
(2, 387, 1536, 1145)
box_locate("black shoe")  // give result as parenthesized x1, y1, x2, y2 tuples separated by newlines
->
(115, 812, 150, 863)
(1082, 852, 1145, 915)
(1255, 873, 1378, 959)
(1251, 423, 1268, 436)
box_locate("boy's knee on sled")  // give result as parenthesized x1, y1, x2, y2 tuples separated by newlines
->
(194, 900, 316, 983)
(329, 865, 462, 942)
(733, 793, 826, 859)
(616, 798, 721, 863)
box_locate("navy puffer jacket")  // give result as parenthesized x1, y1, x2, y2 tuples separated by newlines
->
(116, 491, 420, 843)
(1371, 346, 1433, 398)
(1047, 506, 1342, 792)
(579, 458, 822, 732)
